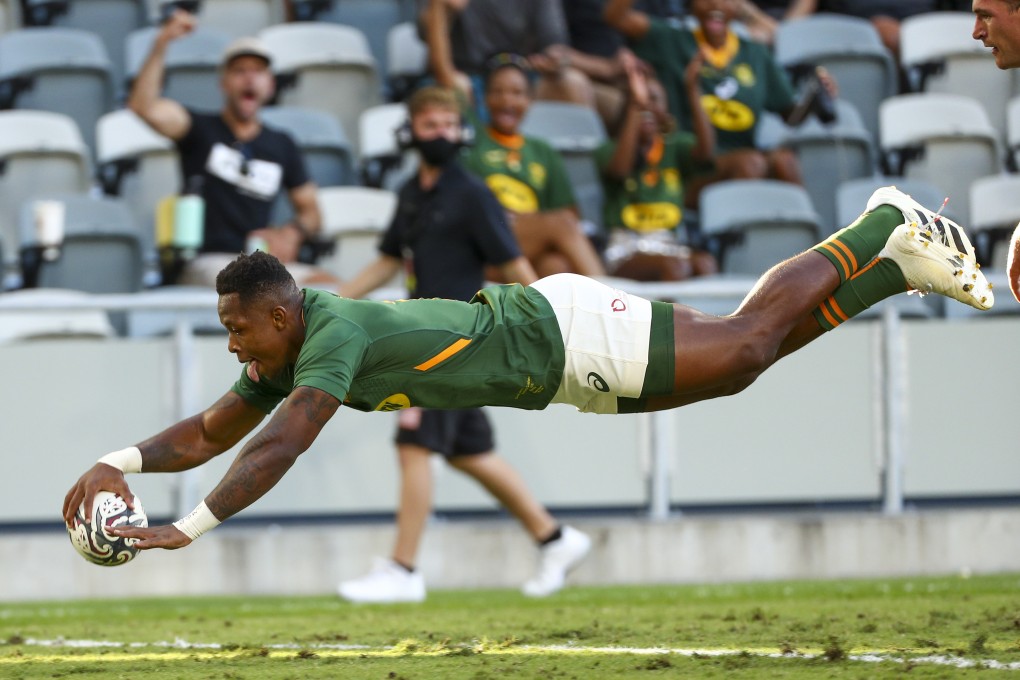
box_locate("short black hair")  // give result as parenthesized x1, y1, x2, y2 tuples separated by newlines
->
(216, 251, 299, 307)
(483, 52, 531, 91)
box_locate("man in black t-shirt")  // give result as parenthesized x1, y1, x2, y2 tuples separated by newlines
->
(337, 86, 591, 603)
(127, 9, 338, 288)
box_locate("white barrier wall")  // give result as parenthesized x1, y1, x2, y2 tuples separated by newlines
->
(1, 317, 1018, 525)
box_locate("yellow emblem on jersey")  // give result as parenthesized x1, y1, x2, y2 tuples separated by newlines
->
(701, 94, 755, 132)
(486, 174, 539, 214)
(733, 63, 756, 87)
(376, 393, 411, 411)
(622, 202, 682, 232)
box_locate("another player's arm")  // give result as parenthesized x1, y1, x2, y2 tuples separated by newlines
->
(62, 391, 266, 526)
(603, 0, 651, 40)
(497, 256, 537, 286)
(337, 254, 403, 299)
(112, 386, 341, 550)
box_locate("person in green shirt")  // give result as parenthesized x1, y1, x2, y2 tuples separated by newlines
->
(452, 52, 606, 279)
(598, 51, 718, 281)
(66, 188, 995, 549)
(604, 0, 837, 206)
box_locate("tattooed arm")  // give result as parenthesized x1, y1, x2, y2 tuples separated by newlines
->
(101, 387, 341, 550)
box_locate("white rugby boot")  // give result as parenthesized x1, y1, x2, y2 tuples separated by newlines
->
(868, 186, 994, 310)
(522, 526, 592, 598)
(338, 558, 426, 604)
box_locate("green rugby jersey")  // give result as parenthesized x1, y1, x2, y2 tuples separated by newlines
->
(462, 128, 576, 214)
(231, 286, 565, 413)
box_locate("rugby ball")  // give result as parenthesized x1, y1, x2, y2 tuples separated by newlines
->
(67, 491, 148, 566)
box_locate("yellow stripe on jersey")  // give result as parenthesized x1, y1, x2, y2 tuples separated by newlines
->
(414, 338, 472, 371)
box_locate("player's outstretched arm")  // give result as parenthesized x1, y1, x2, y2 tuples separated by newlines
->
(62, 391, 266, 528)
(112, 386, 341, 550)
(1008, 221, 1020, 303)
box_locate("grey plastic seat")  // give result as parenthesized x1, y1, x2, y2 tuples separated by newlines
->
(125, 25, 232, 112)
(18, 194, 144, 295)
(900, 12, 1011, 145)
(316, 186, 399, 284)
(386, 21, 427, 102)
(187, 0, 286, 40)
(968, 173, 1020, 268)
(835, 176, 952, 231)
(259, 22, 381, 155)
(757, 99, 877, 231)
(774, 13, 897, 147)
(0, 27, 116, 157)
(96, 108, 179, 265)
(356, 101, 417, 190)
(0, 288, 115, 343)
(520, 101, 609, 231)
(0, 110, 92, 282)
(700, 179, 823, 276)
(879, 92, 1000, 222)
(24, 0, 148, 99)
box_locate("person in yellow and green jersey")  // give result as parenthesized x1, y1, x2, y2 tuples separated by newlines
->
(597, 51, 718, 281)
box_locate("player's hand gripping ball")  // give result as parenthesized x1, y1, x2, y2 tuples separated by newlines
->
(67, 491, 148, 566)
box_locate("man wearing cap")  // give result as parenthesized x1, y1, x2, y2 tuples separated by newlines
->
(128, 9, 338, 288)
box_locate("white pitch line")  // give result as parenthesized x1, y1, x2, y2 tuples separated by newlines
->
(4, 639, 1019, 670)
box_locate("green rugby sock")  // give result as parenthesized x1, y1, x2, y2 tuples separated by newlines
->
(812, 258, 908, 331)
(813, 205, 904, 283)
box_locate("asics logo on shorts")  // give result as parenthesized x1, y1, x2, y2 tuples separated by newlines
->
(587, 372, 610, 392)
(611, 298, 627, 312)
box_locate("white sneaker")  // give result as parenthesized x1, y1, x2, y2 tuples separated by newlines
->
(521, 526, 592, 598)
(338, 558, 426, 604)
(868, 186, 994, 311)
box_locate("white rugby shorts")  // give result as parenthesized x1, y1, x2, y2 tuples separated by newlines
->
(530, 273, 652, 414)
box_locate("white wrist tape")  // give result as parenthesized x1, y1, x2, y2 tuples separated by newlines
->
(97, 446, 143, 473)
(173, 501, 221, 541)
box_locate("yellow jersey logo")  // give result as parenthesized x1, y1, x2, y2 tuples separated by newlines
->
(486, 174, 539, 214)
(622, 202, 682, 232)
(376, 393, 411, 411)
(701, 94, 755, 132)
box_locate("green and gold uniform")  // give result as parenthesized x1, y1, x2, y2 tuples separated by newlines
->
(596, 131, 710, 234)
(630, 20, 796, 153)
(232, 286, 565, 414)
(462, 127, 576, 214)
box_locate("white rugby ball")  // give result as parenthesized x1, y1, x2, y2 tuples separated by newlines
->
(67, 491, 148, 566)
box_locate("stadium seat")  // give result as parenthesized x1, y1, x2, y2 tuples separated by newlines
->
(290, 0, 407, 95)
(184, 0, 286, 40)
(900, 12, 1011, 144)
(18, 194, 145, 295)
(968, 173, 1020, 268)
(357, 102, 417, 190)
(835, 176, 952, 230)
(774, 13, 897, 146)
(23, 0, 148, 99)
(259, 22, 381, 155)
(96, 108, 180, 264)
(125, 25, 232, 112)
(700, 179, 823, 276)
(0, 0, 21, 33)
(125, 284, 224, 337)
(0, 27, 116, 157)
(0, 110, 92, 285)
(0, 288, 116, 343)
(520, 101, 608, 232)
(261, 105, 355, 188)
(1004, 96, 1020, 171)
(316, 186, 399, 284)
(879, 93, 1001, 223)
(386, 21, 428, 102)
(756, 99, 877, 231)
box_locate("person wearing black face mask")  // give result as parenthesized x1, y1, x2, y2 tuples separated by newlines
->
(336, 86, 591, 603)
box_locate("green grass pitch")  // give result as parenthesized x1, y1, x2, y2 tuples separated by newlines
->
(2, 573, 1018, 678)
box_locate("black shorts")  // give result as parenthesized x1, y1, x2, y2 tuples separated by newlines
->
(394, 408, 495, 457)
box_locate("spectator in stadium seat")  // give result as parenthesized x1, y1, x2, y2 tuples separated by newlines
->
(128, 9, 338, 288)
(421, 0, 596, 117)
(971, 0, 1020, 301)
(334, 86, 590, 603)
(597, 52, 718, 280)
(604, 0, 837, 207)
(436, 50, 605, 278)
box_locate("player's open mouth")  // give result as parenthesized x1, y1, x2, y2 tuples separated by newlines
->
(246, 361, 260, 383)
